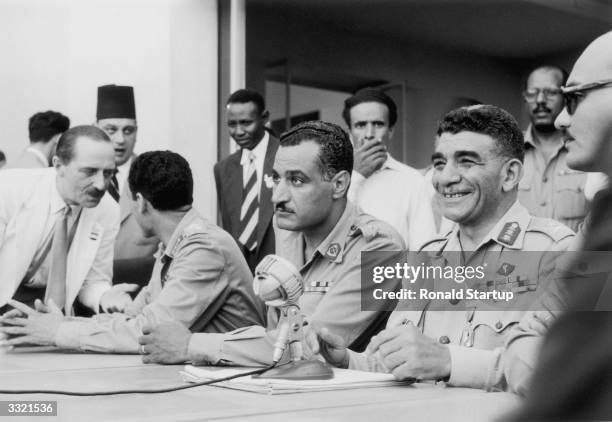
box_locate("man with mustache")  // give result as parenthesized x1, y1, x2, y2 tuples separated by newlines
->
(518, 66, 588, 232)
(136, 121, 403, 365)
(308, 105, 574, 392)
(0, 125, 135, 316)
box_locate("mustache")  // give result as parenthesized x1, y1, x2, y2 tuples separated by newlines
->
(533, 104, 551, 113)
(87, 189, 105, 198)
(275, 203, 294, 213)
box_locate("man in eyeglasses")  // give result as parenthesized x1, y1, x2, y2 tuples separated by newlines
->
(518, 66, 588, 233)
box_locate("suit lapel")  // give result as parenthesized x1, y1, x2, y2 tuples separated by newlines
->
(256, 136, 279, 248)
(225, 153, 243, 235)
(119, 180, 132, 224)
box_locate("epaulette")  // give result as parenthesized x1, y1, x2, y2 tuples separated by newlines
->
(527, 217, 575, 242)
(354, 217, 400, 243)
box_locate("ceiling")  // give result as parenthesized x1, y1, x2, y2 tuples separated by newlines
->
(248, 0, 611, 60)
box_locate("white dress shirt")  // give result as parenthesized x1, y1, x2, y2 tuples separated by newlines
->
(348, 154, 436, 250)
(240, 131, 269, 196)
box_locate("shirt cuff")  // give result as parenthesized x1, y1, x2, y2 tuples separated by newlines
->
(55, 321, 91, 350)
(188, 333, 226, 364)
(447, 345, 494, 390)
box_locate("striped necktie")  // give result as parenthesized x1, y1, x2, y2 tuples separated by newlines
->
(108, 169, 120, 202)
(238, 151, 259, 251)
(45, 206, 71, 310)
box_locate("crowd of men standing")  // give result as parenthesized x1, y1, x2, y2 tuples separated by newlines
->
(1, 29, 612, 419)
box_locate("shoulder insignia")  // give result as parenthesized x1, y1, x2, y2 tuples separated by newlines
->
(527, 218, 575, 242)
(497, 222, 521, 246)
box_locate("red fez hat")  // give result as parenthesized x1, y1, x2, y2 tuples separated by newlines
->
(96, 85, 136, 120)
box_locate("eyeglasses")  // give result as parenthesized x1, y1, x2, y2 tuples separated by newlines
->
(561, 79, 612, 115)
(523, 88, 562, 103)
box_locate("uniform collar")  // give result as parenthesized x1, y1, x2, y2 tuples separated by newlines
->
(444, 201, 530, 252)
(159, 207, 198, 259)
(524, 124, 569, 153)
(379, 153, 401, 172)
(240, 131, 269, 166)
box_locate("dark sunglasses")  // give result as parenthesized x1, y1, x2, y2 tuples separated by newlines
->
(561, 79, 612, 115)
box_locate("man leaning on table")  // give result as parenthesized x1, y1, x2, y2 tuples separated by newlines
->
(136, 121, 404, 365)
(0, 125, 135, 316)
(0, 151, 265, 352)
(308, 105, 574, 393)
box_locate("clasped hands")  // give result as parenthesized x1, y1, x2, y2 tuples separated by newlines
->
(305, 322, 452, 382)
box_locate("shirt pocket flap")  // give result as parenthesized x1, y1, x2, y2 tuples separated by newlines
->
(472, 311, 522, 333)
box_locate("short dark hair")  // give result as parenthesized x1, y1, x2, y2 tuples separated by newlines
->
(525, 66, 569, 89)
(280, 120, 353, 180)
(226, 89, 266, 114)
(0, 150, 5, 162)
(128, 151, 193, 211)
(56, 125, 110, 163)
(342, 87, 398, 128)
(29, 111, 70, 143)
(437, 105, 525, 162)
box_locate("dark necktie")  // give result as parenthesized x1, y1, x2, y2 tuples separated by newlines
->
(238, 151, 259, 251)
(108, 170, 120, 202)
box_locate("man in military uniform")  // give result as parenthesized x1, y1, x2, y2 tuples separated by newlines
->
(308, 105, 574, 393)
(136, 121, 404, 365)
(0, 151, 265, 352)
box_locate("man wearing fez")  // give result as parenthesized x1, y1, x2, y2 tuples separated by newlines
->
(0, 126, 135, 316)
(96, 85, 158, 286)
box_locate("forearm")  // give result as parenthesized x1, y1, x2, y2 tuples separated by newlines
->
(447, 345, 507, 391)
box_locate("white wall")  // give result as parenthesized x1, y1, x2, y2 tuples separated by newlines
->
(0, 0, 218, 218)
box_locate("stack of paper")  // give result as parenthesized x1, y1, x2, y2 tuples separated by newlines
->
(180, 365, 407, 394)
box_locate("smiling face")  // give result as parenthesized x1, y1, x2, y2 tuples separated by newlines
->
(432, 131, 516, 229)
(97, 118, 137, 166)
(555, 34, 612, 173)
(271, 140, 335, 234)
(55, 136, 116, 207)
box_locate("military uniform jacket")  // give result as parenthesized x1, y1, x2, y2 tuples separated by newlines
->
(347, 201, 574, 392)
(54, 208, 266, 353)
(186, 202, 405, 366)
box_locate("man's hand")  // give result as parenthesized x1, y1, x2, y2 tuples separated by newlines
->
(353, 139, 387, 178)
(304, 326, 350, 368)
(526, 310, 557, 336)
(138, 321, 191, 364)
(99, 283, 139, 313)
(0, 299, 65, 347)
(367, 323, 451, 382)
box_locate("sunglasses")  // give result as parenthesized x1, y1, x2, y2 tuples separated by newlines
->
(561, 79, 612, 115)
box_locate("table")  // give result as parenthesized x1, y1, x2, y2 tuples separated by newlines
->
(0, 348, 521, 421)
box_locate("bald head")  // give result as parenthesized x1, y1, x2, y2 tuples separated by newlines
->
(554, 31, 612, 174)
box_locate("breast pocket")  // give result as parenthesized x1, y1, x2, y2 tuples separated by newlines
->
(472, 311, 523, 350)
(555, 172, 587, 220)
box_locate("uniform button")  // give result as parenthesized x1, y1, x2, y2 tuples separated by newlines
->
(495, 321, 503, 329)
(350, 224, 357, 231)
(542, 176, 548, 183)
(540, 201, 547, 206)
(449, 298, 460, 305)
(439, 336, 450, 344)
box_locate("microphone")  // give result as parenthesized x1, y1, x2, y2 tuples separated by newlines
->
(253, 255, 333, 380)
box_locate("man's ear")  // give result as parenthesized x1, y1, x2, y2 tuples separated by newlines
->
(261, 110, 270, 124)
(501, 158, 523, 192)
(331, 170, 351, 199)
(136, 192, 150, 214)
(52, 156, 62, 171)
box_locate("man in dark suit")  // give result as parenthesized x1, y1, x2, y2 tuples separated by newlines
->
(214, 89, 278, 273)
(96, 85, 158, 287)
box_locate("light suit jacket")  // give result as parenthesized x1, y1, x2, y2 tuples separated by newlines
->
(0, 168, 119, 313)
